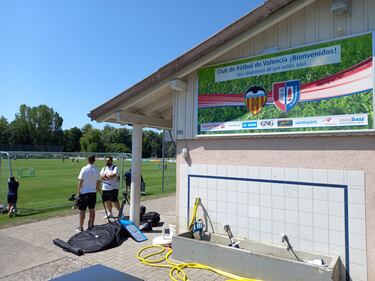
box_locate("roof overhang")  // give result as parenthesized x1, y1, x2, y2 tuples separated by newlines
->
(89, 0, 314, 129)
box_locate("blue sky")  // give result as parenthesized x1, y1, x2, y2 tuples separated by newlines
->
(0, 0, 263, 129)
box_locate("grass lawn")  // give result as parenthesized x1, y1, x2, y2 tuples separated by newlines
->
(0, 158, 175, 228)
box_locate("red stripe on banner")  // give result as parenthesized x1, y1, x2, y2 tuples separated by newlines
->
(198, 57, 373, 108)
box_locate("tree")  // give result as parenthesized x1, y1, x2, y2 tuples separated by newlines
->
(101, 125, 131, 152)
(80, 127, 104, 152)
(63, 127, 82, 152)
(0, 116, 9, 144)
(142, 130, 162, 158)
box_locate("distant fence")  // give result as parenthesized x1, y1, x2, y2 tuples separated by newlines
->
(0, 144, 63, 152)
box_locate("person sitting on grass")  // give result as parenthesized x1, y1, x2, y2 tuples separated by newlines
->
(7, 176, 19, 218)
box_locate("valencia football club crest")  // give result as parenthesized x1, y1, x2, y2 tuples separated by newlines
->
(273, 80, 300, 112)
(244, 85, 267, 115)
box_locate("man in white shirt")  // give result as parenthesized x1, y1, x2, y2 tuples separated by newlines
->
(100, 156, 120, 218)
(76, 155, 100, 232)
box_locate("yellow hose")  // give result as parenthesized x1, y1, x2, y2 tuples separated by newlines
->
(188, 197, 200, 230)
(137, 244, 262, 281)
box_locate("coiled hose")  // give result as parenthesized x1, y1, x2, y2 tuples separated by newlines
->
(137, 244, 262, 281)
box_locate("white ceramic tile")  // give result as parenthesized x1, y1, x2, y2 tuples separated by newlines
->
(350, 248, 367, 266)
(299, 212, 313, 227)
(259, 167, 272, 179)
(179, 164, 188, 174)
(299, 225, 314, 240)
(299, 239, 314, 251)
(208, 201, 217, 212)
(248, 182, 260, 194)
(285, 184, 299, 198)
(238, 227, 248, 239)
(298, 169, 313, 182)
(299, 186, 313, 199)
(227, 214, 238, 228)
(329, 201, 345, 217)
(198, 178, 208, 189)
(259, 182, 272, 195)
(188, 164, 198, 174)
(285, 197, 298, 211)
(299, 198, 313, 213)
(248, 229, 260, 241)
(216, 212, 227, 224)
(206, 164, 217, 176)
(248, 205, 260, 218)
(259, 207, 272, 220)
(198, 164, 208, 175)
(227, 166, 238, 177)
(272, 234, 284, 246)
(260, 219, 272, 233)
(284, 168, 298, 181)
(248, 166, 260, 179)
(272, 168, 284, 180)
(248, 217, 260, 231)
(227, 202, 237, 215)
(285, 210, 299, 224)
(327, 170, 344, 184)
(199, 189, 208, 201)
(260, 232, 272, 243)
(349, 218, 366, 235)
(350, 263, 368, 281)
(238, 216, 248, 228)
(179, 196, 187, 208)
(272, 208, 285, 222)
(226, 181, 237, 193)
(348, 189, 365, 204)
(328, 188, 344, 203)
(313, 214, 329, 229)
(329, 244, 346, 260)
(237, 204, 247, 215)
(237, 191, 248, 205)
(260, 194, 272, 207)
(314, 242, 329, 254)
(217, 190, 227, 202)
(272, 222, 286, 234)
(216, 165, 227, 177)
(313, 200, 329, 215)
(329, 230, 345, 246)
(285, 223, 299, 238)
(314, 228, 329, 243)
(312, 169, 328, 184)
(208, 189, 217, 201)
(329, 216, 345, 232)
(190, 188, 199, 200)
(272, 196, 285, 209)
(217, 201, 227, 213)
(237, 166, 248, 178)
(313, 187, 328, 201)
(272, 184, 284, 196)
(349, 204, 365, 220)
(347, 170, 365, 187)
(190, 177, 198, 188)
(248, 193, 259, 206)
(237, 181, 247, 191)
(207, 178, 216, 189)
(227, 191, 237, 203)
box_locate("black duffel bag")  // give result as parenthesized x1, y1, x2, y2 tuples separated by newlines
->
(141, 211, 160, 226)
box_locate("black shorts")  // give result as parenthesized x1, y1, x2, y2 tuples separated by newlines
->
(7, 194, 17, 204)
(78, 192, 97, 211)
(102, 189, 119, 202)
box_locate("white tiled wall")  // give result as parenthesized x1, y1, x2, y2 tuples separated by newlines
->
(178, 164, 367, 281)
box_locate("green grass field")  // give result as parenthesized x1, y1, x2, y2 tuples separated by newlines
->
(0, 158, 175, 227)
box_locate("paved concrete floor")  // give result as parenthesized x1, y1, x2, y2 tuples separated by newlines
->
(0, 195, 226, 281)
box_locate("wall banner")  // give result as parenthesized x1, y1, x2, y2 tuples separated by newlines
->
(198, 33, 373, 135)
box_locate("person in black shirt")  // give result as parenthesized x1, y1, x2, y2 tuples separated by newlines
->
(7, 176, 19, 218)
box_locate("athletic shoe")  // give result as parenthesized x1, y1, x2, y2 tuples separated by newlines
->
(76, 226, 83, 232)
(103, 213, 113, 219)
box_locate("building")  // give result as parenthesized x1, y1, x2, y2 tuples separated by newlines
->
(89, 1, 375, 280)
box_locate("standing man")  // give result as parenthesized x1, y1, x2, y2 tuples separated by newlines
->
(7, 176, 19, 218)
(76, 155, 100, 232)
(100, 156, 120, 219)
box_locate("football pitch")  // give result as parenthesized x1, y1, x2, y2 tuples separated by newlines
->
(0, 158, 175, 227)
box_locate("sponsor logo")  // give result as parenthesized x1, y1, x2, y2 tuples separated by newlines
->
(273, 80, 300, 112)
(339, 116, 366, 125)
(242, 121, 257, 129)
(259, 120, 275, 128)
(201, 123, 225, 130)
(294, 120, 318, 125)
(277, 120, 293, 127)
(244, 85, 268, 115)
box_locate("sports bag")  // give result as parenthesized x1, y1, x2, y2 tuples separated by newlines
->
(141, 211, 160, 226)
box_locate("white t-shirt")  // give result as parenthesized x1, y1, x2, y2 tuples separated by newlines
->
(78, 164, 100, 194)
(100, 165, 119, 191)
